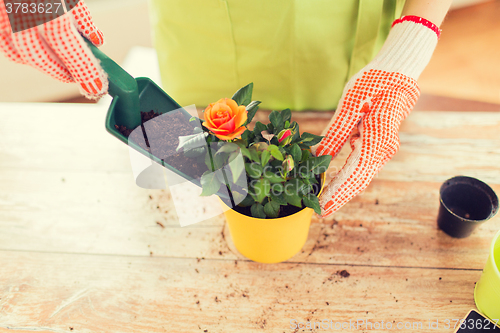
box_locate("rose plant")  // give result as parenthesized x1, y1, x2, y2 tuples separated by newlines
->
(177, 83, 332, 219)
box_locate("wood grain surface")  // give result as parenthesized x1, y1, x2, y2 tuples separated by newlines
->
(0, 103, 499, 332)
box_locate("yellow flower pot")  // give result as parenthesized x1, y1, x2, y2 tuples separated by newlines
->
(222, 173, 325, 264)
(474, 229, 500, 321)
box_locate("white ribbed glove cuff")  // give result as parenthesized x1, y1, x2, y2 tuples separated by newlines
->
(369, 15, 441, 80)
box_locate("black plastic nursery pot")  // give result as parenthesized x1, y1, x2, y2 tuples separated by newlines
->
(438, 176, 498, 238)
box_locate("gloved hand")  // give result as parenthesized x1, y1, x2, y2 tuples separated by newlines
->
(0, 0, 107, 99)
(315, 16, 441, 217)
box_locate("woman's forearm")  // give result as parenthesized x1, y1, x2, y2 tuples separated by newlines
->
(401, 0, 453, 26)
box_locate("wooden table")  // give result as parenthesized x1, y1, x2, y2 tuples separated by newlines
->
(0, 103, 499, 333)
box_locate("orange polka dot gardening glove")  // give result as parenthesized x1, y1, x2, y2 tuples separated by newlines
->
(0, 0, 107, 99)
(314, 16, 441, 217)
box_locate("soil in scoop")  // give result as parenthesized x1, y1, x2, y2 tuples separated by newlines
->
(116, 110, 207, 179)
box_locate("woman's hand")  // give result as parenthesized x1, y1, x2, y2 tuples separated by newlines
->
(0, 0, 107, 99)
(315, 15, 443, 217)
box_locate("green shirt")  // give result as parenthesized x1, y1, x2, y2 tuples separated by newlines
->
(149, 0, 405, 111)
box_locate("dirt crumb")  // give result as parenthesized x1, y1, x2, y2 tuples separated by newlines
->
(338, 270, 350, 278)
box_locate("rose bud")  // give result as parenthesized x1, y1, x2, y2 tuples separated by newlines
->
(277, 128, 294, 146)
(282, 155, 294, 173)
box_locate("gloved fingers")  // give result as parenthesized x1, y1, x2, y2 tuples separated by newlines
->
(42, 14, 108, 99)
(348, 126, 361, 151)
(318, 120, 382, 217)
(0, 0, 11, 33)
(0, 32, 24, 64)
(313, 100, 367, 158)
(11, 28, 73, 82)
(67, 0, 104, 46)
(0, 1, 23, 63)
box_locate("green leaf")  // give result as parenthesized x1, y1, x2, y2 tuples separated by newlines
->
(303, 193, 321, 214)
(215, 168, 231, 186)
(228, 153, 245, 183)
(254, 142, 269, 151)
(253, 122, 267, 137)
(241, 129, 252, 141)
(250, 203, 266, 219)
(281, 108, 292, 122)
(270, 193, 287, 206)
(266, 123, 275, 134)
(205, 148, 225, 172)
(268, 145, 284, 161)
(270, 182, 284, 195)
(290, 122, 300, 143)
(232, 83, 253, 106)
(300, 184, 312, 196)
(282, 179, 304, 208)
(283, 190, 302, 208)
(261, 150, 271, 166)
(193, 126, 203, 134)
(234, 140, 247, 148)
(216, 142, 239, 155)
(245, 163, 263, 178)
(251, 178, 271, 203)
(288, 178, 309, 195)
(270, 150, 283, 161)
(264, 200, 280, 218)
(249, 148, 260, 163)
(270, 159, 282, 168)
(269, 110, 283, 133)
(301, 150, 311, 163)
(245, 100, 261, 125)
(299, 169, 314, 179)
(176, 132, 208, 152)
(310, 155, 332, 175)
(200, 171, 221, 197)
(289, 144, 302, 166)
(308, 175, 319, 184)
(300, 133, 323, 146)
(231, 191, 248, 206)
(183, 147, 206, 158)
(263, 169, 285, 183)
(240, 147, 252, 160)
(238, 194, 255, 207)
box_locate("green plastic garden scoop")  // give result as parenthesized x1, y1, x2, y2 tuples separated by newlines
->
(84, 38, 200, 182)
(84, 39, 243, 204)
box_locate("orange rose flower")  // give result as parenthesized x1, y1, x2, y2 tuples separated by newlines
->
(203, 98, 248, 140)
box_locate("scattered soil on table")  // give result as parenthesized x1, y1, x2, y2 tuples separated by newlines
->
(338, 270, 350, 278)
(324, 270, 350, 283)
(116, 110, 207, 179)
